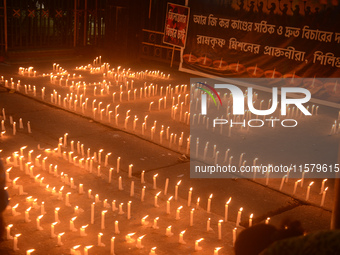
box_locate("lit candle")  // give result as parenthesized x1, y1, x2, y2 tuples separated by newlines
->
(153, 174, 158, 189)
(65, 192, 71, 207)
(119, 203, 124, 215)
(265, 217, 270, 224)
(128, 164, 133, 178)
(214, 247, 222, 255)
(236, 207, 243, 227)
(116, 157, 120, 173)
(109, 168, 113, 183)
(141, 186, 146, 202)
(13, 234, 21, 251)
(207, 194, 213, 213)
(176, 206, 183, 220)
(233, 228, 237, 246)
(101, 210, 107, 229)
(91, 203, 95, 224)
(293, 179, 301, 194)
(51, 222, 58, 238)
(25, 207, 31, 223)
(179, 230, 186, 244)
(225, 197, 231, 222)
(88, 189, 93, 199)
(196, 197, 200, 209)
(70, 216, 77, 232)
(166, 196, 173, 214)
(249, 213, 253, 227)
(149, 247, 157, 255)
(218, 220, 223, 240)
(320, 179, 327, 194)
(6, 224, 13, 240)
(130, 181, 134, 197)
(80, 225, 88, 237)
(136, 235, 146, 249)
(306, 181, 314, 201)
(154, 191, 161, 207)
(54, 207, 60, 223)
(70, 245, 81, 255)
(84, 245, 93, 255)
(153, 217, 159, 229)
(110, 237, 115, 255)
(125, 233, 135, 243)
(118, 176, 123, 190)
(115, 220, 120, 234)
(194, 238, 203, 251)
(36, 215, 44, 230)
(141, 215, 149, 226)
(127, 201, 131, 220)
(321, 187, 328, 206)
(57, 232, 65, 246)
(98, 233, 105, 247)
(95, 194, 100, 203)
(141, 170, 145, 183)
(165, 225, 173, 237)
(175, 180, 181, 201)
(79, 184, 84, 194)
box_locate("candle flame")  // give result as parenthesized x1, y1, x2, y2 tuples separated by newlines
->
(309, 181, 314, 186)
(239, 207, 243, 212)
(156, 191, 161, 196)
(38, 215, 44, 220)
(197, 238, 204, 243)
(52, 222, 58, 226)
(13, 203, 19, 209)
(178, 206, 183, 210)
(215, 247, 222, 251)
(72, 245, 80, 249)
(59, 232, 65, 236)
(6, 167, 12, 172)
(82, 225, 88, 229)
(15, 234, 21, 237)
(209, 194, 213, 199)
(55, 207, 60, 211)
(85, 245, 93, 249)
(13, 177, 19, 182)
(143, 215, 149, 220)
(297, 179, 302, 183)
(26, 207, 32, 212)
(151, 247, 157, 251)
(138, 235, 146, 240)
(71, 216, 77, 221)
(177, 180, 182, 186)
(154, 173, 158, 177)
(167, 225, 172, 229)
(197, 197, 200, 202)
(227, 197, 232, 204)
(219, 220, 223, 223)
(190, 187, 193, 191)
(99, 233, 103, 236)
(325, 187, 329, 192)
(8, 224, 13, 228)
(127, 232, 135, 237)
(180, 230, 186, 234)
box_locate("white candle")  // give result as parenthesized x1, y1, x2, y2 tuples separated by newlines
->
(127, 201, 131, 220)
(207, 218, 212, 232)
(125, 233, 135, 243)
(6, 224, 13, 240)
(164, 178, 169, 195)
(175, 180, 181, 200)
(166, 196, 172, 214)
(218, 220, 223, 240)
(265, 217, 270, 224)
(84, 245, 93, 255)
(110, 237, 115, 254)
(153, 174, 158, 189)
(80, 225, 88, 237)
(321, 187, 328, 206)
(141, 186, 146, 202)
(306, 181, 314, 201)
(130, 181, 134, 197)
(91, 203, 95, 224)
(141, 215, 149, 226)
(13, 234, 21, 251)
(101, 210, 107, 229)
(194, 238, 203, 251)
(207, 194, 213, 213)
(233, 228, 237, 246)
(153, 217, 159, 229)
(141, 170, 145, 183)
(249, 213, 253, 227)
(118, 176, 123, 190)
(65, 192, 71, 207)
(128, 164, 133, 178)
(88, 189, 92, 199)
(154, 191, 161, 207)
(236, 207, 243, 227)
(190, 208, 194, 226)
(116, 157, 120, 173)
(36, 215, 43, 230)
(187, 187, 193, 207)
(165, 225, 173, 237)
(70, 216, 77, 232)
(70, 245, 81, 255)
(320, 179, 327, 194)
(51, 222, 57, 238)
(57, 232, 64, 246)
(136, 235, 145, 249)
(98, 233, 105, 247)
(25, 207, 31, 223)
(293, 179, 301, 194)
(225, 197, 231, 222)
(11, 203, 19, 216)
(119, 203, 124, 214)
(179, 230, 186, 244)
(196, 197, 200, 209)
(176, 206, 183, 220)
(79, 184, 84, 194)
(54, 207, 60, 223)
(149, 247, 157, 255)
(115, 220, 120, 234)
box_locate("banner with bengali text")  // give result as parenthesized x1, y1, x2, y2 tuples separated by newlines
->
(179, 0, 340, 104)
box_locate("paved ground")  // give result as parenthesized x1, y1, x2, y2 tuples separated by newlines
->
(0, 57, 337, 255)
